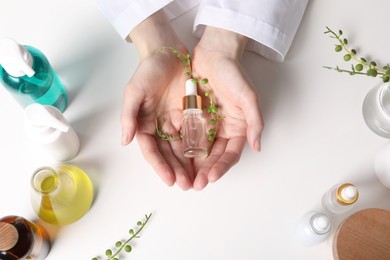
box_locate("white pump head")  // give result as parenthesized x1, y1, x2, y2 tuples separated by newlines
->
(0, 38, 35, 77)
(24, 103, 69, 136)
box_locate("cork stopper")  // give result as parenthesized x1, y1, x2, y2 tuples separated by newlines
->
(0, 222, 19, 251)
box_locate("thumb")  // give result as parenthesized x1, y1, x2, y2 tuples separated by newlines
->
(120, 83, 144, 146)
(241, 88, 264, 152)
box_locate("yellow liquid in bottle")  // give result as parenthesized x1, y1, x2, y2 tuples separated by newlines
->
(32, 165, 94, 225)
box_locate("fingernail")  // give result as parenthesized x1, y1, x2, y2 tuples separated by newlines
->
(254, 139, 261, 152)
(121, 130, 130, 146)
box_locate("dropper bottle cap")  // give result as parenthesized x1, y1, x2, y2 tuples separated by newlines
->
(0, 38, 35, 77)
(183, 79, 202, 110)
(310, 212, 331, 235)
(0, 222, 19, 251)
(337, 183, 359, 205)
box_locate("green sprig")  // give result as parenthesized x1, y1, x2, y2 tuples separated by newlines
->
(92, 213, 152, 260)
(324, 26, 390, 82)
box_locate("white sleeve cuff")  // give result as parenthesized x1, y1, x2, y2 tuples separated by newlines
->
(194, 2, 307, 62)
(96, 0, 199, 42)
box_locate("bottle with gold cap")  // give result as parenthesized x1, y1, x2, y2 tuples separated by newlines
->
(0, 215, 50, 260)
(182, 79, 208, 158)
(322, 183, 359, 214)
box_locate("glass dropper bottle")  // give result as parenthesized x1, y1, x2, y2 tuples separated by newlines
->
(182, 79, 208, 158)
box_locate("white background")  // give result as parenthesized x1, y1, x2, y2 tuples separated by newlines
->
(1, 0, 390, 259)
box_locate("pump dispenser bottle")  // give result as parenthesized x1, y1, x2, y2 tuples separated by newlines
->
(24, 103, 80, 162)
(182, 79, 208, 158)
(322, 183, 359, 214)
(0, 215, 50, 260)
(0, 38, 67, 112)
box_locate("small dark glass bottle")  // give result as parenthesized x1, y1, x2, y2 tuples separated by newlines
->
(0, 215, 50, 260)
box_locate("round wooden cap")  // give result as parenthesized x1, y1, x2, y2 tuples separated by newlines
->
(0, 222, 19, 251)
(333, 208, 390, 260)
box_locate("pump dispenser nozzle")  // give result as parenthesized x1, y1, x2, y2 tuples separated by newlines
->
(24, 103, 69, 133)
(0, 38, 35, 77)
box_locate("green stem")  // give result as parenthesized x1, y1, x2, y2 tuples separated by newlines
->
(108, 213, 152, 260)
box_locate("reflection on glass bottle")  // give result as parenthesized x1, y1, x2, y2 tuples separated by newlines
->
(362, 82, 390, 138)
(322, 183, 359, 215)
(30, 165, 94, 226)
(0, 215, 50, 260)
(182, 79, 208, 158)
(0, 38, 67, 112)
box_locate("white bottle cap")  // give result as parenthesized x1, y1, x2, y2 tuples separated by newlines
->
(311, 213, 331, 235)
(341, 185, 358, 200)
(24, 103, 69, 136)
(185, 79, 197, 96)
(0, 38, 35, 77)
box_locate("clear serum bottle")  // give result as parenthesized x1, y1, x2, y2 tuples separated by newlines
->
(322, 183, 359, 214)
(0, 215, 50, 260)
(182, 79, 208, 158)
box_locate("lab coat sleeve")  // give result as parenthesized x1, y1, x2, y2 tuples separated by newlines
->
(95, 0, 199, 41)
(193, 0, 308, 61)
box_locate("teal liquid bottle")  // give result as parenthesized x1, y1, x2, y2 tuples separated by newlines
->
(0, 38, 67, 112)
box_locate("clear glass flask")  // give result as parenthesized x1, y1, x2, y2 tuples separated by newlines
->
(30, 165, 94, 226)
(322, 183, 359, 215)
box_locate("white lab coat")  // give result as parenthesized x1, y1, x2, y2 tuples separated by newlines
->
(95, 0, 308, 61)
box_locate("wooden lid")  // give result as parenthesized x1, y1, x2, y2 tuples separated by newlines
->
(0, 222, 19, 251)
(333, 208, 390, 260)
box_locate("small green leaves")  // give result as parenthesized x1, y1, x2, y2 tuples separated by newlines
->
(355, 64, 363, 71)
(343, 54, 351, 61)
(92, 213, 152, 260)
(201, 78, 208, 85)
(324, 26, 390, 83)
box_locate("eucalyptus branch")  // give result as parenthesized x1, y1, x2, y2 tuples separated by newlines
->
(92, 213, 152, 260)
(324, 26, 390, 82)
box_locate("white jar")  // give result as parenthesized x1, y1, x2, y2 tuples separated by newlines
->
(24, 104, 80, 162)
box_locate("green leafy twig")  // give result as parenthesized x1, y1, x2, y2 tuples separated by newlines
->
(324, 26, 390, 82)
(92, 213, 152, 260)
(153, 47, 223, 142)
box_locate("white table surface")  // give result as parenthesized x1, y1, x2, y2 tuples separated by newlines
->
(1, 0, 390, 259)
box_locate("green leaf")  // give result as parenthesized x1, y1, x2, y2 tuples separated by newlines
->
(367, 69, 377, 77)
(125, 245, 132, 253)
(129, 229, 134, 235)
(335, 45, 342, 52)
(386, 69, 390, 75)
(343, 54, 351, 61)
(185, 72, 191, 77)
(355, 64, 363, 71)
(137, 221, 143, 226)
(201, 78, 208, 85)
(338, 30, 343, 35)
(370, 61, 377, 66)
(208, 129, 216, 135)
(210, 119, 217, 125)
(383, 75, 390, 82)
(115, 241, 122, 248)
(106, 249, 112, 256)
(204, 92, 209, 97)
(343, 38, 348, 44)
(351, 49, 357, 55)
(361, 57, 367, 62)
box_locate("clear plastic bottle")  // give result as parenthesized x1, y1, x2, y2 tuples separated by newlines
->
(30, 165, 94, 226)
(181, 79, 208, 158)
(0, 38, 67, 112)
(322, 183, 359, 214)
(0, 215, 50, 260)
(297, 211, 332, 246)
